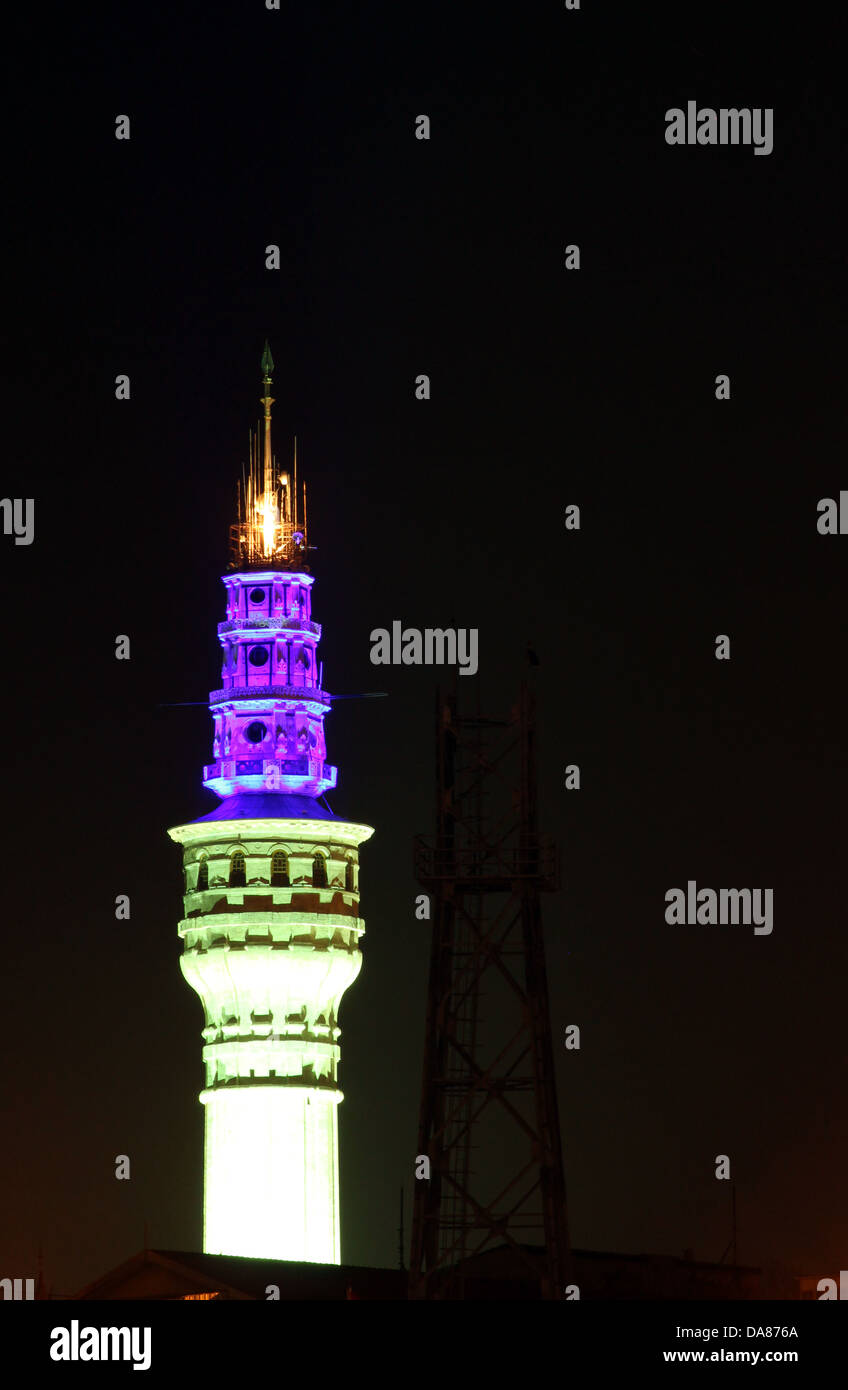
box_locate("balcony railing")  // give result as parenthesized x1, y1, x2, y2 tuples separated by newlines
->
(207, 683, 331, 707)
(203, 758, 337, 782)
(217, 617, 321, 636)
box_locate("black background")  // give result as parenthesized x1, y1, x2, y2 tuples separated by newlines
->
(3, 3, 845, 1296)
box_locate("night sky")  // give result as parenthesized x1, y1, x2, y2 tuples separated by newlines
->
(4, 5, 845, 1296)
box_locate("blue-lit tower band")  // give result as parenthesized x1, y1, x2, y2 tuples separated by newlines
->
(168, 344, 374, 1264)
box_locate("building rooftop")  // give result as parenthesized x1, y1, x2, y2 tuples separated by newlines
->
(70, 1245, 773, 1301)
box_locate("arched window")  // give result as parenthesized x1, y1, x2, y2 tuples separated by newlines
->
(344, 860, 354, 891)
(197, 858, 209, 891)
(271, 851, 290, 887)
(312, 854, 328, 888)
(229, 851, 246, 887)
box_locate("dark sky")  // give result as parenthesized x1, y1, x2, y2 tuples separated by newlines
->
(3, 4, 845, 1295)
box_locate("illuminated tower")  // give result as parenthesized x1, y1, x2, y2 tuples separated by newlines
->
(168, 344, 374, 1264)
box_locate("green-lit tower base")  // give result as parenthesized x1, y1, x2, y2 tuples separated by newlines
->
(169, 810, 372, 1263)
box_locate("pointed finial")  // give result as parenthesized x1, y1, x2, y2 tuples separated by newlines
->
(260, 341, 275, 496)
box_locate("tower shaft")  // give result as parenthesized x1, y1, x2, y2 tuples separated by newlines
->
(169, 810, 371, 1263)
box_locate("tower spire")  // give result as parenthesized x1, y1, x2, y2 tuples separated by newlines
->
(260, 339, 274, 498)
(229, 341, 308, 569)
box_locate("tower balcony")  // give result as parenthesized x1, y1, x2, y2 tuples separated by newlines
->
(209, 683, 331, 708)
(203, 758, 337, 798)
(217, 617, 321, 637)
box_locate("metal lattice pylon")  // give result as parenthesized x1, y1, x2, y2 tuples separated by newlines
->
(408, 680, 570, 1299)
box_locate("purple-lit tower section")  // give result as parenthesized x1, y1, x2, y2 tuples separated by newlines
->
(204, 570, 335, 799)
